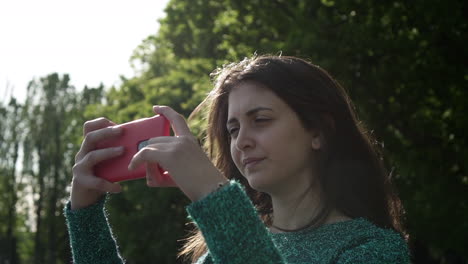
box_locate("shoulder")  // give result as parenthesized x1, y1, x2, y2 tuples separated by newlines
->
(193, 252, 210, 264)
(270, 218, 409, 263)
(332, 218, 410, 263)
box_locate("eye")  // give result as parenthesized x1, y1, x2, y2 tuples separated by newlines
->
(254, 117, 271, 123)
(227, 127, 239, 137)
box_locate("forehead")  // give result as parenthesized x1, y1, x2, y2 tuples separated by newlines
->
(227, 81, 283, 117)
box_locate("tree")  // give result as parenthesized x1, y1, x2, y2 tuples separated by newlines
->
(3, 0, 464, 262)
(104, 0, 468, 262)
(22, 73, 80, 264)
(0, 98, 22, 264)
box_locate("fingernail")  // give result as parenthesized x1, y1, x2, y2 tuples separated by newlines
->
(112, 127, 122, 134)
(114, 146, 124, 153)
(153, 105, 161, 112)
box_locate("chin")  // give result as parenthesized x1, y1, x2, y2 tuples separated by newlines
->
(245, 176, 272, 193)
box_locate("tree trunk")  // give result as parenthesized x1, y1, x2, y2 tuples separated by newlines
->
(46, 144, 60, 264)
(33, 157, 45, 264)
(4, 102, 20, 264)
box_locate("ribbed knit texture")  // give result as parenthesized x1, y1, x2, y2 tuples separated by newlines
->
(64, 181, 410, 264)
(64, 196, 125, 264)
(186, 180, 284, 263)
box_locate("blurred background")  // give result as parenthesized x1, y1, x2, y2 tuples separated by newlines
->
(0, 0, 466, 263)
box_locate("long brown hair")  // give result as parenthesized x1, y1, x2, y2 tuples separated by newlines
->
(179, 55, 405, 263)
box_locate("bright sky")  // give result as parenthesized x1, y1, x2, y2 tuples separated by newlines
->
(0, 0, 170, 103)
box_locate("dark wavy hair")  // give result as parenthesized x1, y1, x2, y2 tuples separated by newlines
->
(179, 55, 406, 263)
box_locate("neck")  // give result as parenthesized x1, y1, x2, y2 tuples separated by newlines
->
(268, 184, 351, 233)
(270, 182, 321, 232)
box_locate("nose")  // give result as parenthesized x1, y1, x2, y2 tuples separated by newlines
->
(235, 126, 255, 151)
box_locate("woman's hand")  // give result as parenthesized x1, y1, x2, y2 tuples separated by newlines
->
(70, 118, 124, 210)
(128, 105, 228, 202)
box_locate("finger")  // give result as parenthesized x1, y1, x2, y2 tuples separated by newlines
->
(153, 105, 192, 137)
(79, 175, 122, 193)
(146, 163, 162, 187)
(147, 135, 198, 151)
(147, 136, 173, 145)
(79, 146, 124, 167)
(83, 117, 116, 136)
(128, 147, 161, 171)
(76, 127, 123, 162)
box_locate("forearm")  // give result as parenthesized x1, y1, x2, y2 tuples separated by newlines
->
(186, 181, 285, 264)
(64, 196, 125, 264)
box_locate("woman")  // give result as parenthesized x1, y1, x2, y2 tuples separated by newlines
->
(65, 55, 410, 263)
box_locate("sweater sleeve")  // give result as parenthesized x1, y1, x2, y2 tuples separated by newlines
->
(186, 180, 285, 264)
(63, 196, 125, 264)
(336, 234, 410, 264)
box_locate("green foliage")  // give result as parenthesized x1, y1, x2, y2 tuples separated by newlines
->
(0, 0, 466, 263)
(21, 73, 80, 264)
(5, 74, 107, 264)
(107, 0, 468, 262)
(106, 184, 190, 263)
(0, 98, 24, 264)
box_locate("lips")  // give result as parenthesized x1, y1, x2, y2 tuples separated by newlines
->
(242, 157, 265, 168)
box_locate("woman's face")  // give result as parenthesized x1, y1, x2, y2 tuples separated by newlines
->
(227, 81, 321, 194)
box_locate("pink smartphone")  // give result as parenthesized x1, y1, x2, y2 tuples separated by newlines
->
(94, 115, 176, 186)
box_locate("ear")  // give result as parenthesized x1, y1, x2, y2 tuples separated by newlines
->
(311, 113, 334, 150)
(311, 130, 323, 150)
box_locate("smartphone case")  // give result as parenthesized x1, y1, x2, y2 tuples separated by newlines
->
(94, 115, 176, 186)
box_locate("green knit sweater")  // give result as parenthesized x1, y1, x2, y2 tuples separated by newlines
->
(64, 181, 410, 263)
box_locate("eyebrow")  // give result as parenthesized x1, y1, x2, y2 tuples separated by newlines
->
(227, 107, 274, 125)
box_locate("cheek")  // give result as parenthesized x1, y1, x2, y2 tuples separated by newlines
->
(230, 142, 242, 169)
(264, 125, 307, 159)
